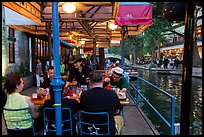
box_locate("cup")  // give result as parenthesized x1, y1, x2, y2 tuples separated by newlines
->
(45, 89, 50, 98)
(115, 88, 120, 93)
(73, 93, 77, 99)
(69, 91, 73, 97)
(81, 85, 87, 91)
(32, 93, 38, 99)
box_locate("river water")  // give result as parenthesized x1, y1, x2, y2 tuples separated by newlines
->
(129, 69, 202, 135)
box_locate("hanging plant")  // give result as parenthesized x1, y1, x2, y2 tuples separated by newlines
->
(7, 35, 16, 43)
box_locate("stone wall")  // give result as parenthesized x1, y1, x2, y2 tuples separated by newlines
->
(2, 6, 9, 76)
(2, 6, 30, 77)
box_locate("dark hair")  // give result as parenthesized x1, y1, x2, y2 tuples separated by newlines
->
(2, 74, 21, 108)
(73, 58, 83, 64)
(89, 71, 103, 83)
(49, 85, 64, 102)
(49, 85, 55, 101)
(48, 66, 54, 70)
(4, 74, 21, 94)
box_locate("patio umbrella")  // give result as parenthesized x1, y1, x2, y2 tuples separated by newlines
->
(115, 2, 152, 69)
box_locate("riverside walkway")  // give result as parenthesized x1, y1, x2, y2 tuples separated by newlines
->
(135, 64, 202, 78)
(2, 86, 158, 135)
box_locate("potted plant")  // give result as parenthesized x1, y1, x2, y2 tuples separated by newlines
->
(7, 35, 16, 43)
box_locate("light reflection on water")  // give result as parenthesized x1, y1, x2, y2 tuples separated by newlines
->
(130, 70, 202, 135)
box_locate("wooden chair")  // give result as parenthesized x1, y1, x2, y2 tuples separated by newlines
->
(43, 107, 73, 135)
(2, 107, 36, 135)
(76, 111, 110, 135)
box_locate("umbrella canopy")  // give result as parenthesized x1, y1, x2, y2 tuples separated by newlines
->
(115, 2, 152, 26)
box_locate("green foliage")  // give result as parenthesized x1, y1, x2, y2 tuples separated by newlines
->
(108, 46, 121, 55)
(108, 2, 174, 60)
(13, 62, 29, 77)
(2, 76, 7, 83)
(2, 62, 31, 83)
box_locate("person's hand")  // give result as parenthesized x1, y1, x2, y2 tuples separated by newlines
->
(120, 88, 127, 93)
(115, 88, 120, 93)
(37, 88, 46, 98)
(104, 77, 110, 83)
(65, 81, 70, 88)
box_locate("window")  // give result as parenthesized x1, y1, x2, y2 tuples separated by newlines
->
(9, 27, 15, 63)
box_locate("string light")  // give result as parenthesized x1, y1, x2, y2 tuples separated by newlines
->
(108, 23, 117, 30)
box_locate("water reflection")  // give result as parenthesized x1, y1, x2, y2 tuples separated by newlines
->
(130, 70, 202, 135)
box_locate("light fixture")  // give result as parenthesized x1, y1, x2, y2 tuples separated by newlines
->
(80, 40, 85, 45)
(62, 2, 76, 13)
(108, 23, 117, 30)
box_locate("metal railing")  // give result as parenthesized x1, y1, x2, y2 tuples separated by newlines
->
(128, 75, 176, 135)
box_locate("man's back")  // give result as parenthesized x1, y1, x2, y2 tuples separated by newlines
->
(80, 87, 121, 135)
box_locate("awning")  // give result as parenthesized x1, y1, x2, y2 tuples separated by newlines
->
(60, 40, 74, 48)
(115, 2, 152, 25)
(4, 6, 39, 25)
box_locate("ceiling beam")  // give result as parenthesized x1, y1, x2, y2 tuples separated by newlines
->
(42, 17, 113, 22)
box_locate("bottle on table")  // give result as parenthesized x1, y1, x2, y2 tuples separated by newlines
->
(106, 82, 112, 90)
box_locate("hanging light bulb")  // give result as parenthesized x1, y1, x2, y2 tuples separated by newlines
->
(62, 2, 76, 13)
(108, 23, 117, 30)
(80, 40, 85, 45)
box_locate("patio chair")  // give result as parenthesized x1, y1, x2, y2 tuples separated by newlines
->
(43, 107, 73, 135)
(76, 111, 110, 135)
(2, 107, 36, 135)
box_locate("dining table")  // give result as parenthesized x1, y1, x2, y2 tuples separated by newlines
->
(31, 96, 50, 105)
(31, 81, 78, 105)
(31, 94, 81, 105)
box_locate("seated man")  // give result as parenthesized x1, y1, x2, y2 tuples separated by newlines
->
(80, 71, 123, 135)
(40, 66, 55, 90)
(103, 67, 128, 93)
(35, 66, 55, 104)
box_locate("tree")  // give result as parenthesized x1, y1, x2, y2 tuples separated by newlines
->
(108, 2, 202, 66)
(143, 2, 172, 59)
(108, 46, 121, 55)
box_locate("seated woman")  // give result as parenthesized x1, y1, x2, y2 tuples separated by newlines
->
(42, 85, 80, 135)
(2, 74, 39, 135)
